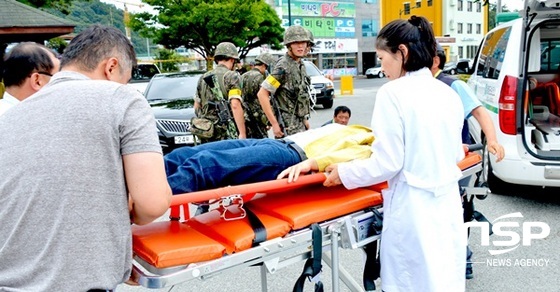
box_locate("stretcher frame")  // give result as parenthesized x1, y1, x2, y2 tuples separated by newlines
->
(131, 152, 484, 292)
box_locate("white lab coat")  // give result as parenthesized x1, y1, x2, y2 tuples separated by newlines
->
(339, 68, 467, 292)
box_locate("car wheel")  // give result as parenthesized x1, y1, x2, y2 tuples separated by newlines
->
(322, 99, 334, 109)
(450, 69, 456, 75)
(378, 72, 384, 78)
(482, 137, 510, 194)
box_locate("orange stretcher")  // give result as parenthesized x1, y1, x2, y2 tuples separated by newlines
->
(130, 151, 484, 291)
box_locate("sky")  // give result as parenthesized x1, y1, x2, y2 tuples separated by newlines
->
(499, 0, 526, 11)
(100, 0, 155, 14)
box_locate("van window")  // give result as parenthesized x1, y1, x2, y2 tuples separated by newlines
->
(131, 64, 160, 83)
(476, 26, 511, 80)
(540, 40, 560, 72)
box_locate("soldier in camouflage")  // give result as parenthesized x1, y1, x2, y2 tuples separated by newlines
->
(257, 25, 312, 137)
(194, 42, 246, 142)
(241, 52, 276, 138)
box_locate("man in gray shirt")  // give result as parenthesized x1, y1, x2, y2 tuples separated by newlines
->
(0, 25, 172, 291)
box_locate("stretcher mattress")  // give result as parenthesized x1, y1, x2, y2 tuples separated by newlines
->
(132, 152, 482, 281)
(132, 221, 226, 269)
(187, 206, 291, 254)
(132, 178, 383, 269)
(246, 185, 383, 230)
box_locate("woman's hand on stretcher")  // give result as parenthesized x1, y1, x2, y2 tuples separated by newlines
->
(277, 159, 319, 182)
(324, 164, 343, 187)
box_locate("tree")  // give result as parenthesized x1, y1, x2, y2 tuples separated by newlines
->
(46, 37, 67, 54)
(154, 49, 180, 72)
(44, 0, 149, 55)
(475, 0, 513, 31)
(130, 0, 284, 69)
(18, 0, 77, 14)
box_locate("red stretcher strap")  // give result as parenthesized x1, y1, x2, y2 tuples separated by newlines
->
(187, 206, 292, 254)
(171, 172, 327, 206)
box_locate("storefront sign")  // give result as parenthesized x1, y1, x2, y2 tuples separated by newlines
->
(312, 38, 357, 53)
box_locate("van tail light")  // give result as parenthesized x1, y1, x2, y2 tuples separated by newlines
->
(499, 75, 518, 135)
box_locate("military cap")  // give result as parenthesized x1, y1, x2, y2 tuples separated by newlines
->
(254, 53, 276, 67)
(283, 25, 311, 46)
(215, 42, 239, 59)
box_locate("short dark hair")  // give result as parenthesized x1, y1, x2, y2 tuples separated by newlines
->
(61, 24, 136, 73)
(334, 105, 351, 117)
(376, 15, 436, 72)
(2, 42, 56, 87)
(436, 49, 447, 70)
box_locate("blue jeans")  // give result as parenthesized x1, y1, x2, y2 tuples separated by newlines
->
(165, 139, 302, 194)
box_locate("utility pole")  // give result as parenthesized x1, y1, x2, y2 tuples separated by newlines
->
(112, 0, 145, 40)
(287, 0, 292, 26)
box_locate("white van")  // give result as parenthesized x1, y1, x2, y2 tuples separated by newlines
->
(466, 0, 560, 193)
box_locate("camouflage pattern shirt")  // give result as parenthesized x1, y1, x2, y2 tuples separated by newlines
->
(260, 53, 311, 135)
(241, 68, 268, 138)
(195, 64, 242, 142)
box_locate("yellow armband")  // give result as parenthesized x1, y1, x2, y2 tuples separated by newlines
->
(228, 89, 242, 101)
(265, 75, 281, 89)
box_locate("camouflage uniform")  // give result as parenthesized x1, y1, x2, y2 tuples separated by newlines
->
(195, 43, 242, 142)
(260, 26, 311, 135)
(241, 53, 276, 138)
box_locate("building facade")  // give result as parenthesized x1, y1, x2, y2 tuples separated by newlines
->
(260, 0, 487, 76)
(381, 0, 487, 62)
(267, 0, 381, 77)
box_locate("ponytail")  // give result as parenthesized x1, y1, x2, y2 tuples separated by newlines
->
(376, 15, 436, 72)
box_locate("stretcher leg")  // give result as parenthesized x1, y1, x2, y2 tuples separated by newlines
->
(322, 252, 365, 292)
(260, 265, 268, 292)
(330, 230, 340, 292)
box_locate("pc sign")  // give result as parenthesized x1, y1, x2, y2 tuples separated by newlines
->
(465, 212, 550, 255)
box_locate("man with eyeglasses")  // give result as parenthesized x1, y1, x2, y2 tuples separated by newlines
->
(0, 42, 60, 116)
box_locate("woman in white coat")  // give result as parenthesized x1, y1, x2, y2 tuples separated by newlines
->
(324, 16, 467, 291)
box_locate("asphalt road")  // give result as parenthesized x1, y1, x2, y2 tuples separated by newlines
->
(118, 76, 560, 292)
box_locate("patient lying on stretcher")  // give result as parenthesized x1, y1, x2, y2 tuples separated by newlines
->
(164, 123, 374, 194)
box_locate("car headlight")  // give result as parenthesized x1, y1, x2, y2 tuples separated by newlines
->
(326, 82, 334, 89)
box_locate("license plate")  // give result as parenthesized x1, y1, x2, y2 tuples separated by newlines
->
(174, 135, 194, 144)
(312, 88, 321, 94)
